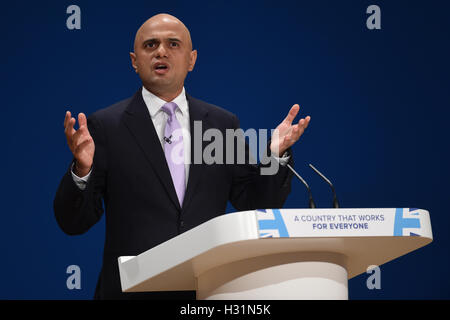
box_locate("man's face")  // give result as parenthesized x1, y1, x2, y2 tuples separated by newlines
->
(131, 16, 197, 97)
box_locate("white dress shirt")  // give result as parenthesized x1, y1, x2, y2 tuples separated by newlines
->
(142, 86, 191, 183)
(71, 87, 290, 190)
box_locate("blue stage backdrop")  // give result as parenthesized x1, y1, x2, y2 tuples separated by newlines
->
(1, 0, 449, 299)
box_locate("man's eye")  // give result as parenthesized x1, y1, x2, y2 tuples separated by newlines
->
(145, 43, 155, 48)
(170, 42, 179, 47)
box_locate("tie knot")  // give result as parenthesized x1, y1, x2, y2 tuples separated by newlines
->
(161, 102, 178, 117)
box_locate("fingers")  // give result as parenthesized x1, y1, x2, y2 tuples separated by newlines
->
(293, 116, 311, 138)
(283, 104, 300, 125)
(64, 114, 76, 148)
(281, 116, 311, 149)
(300, 116, 311, 129)
(73, 135, 93, 155)
(73, 113, 91, 143)
(64, 111, 91, 152)
(71, 122, 91, 148)
(64, 111, 89, 130)
(64, 111, 71, 128)
(78, 112, 87, 128)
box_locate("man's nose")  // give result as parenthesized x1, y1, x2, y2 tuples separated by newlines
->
(156, 43, 168, 58)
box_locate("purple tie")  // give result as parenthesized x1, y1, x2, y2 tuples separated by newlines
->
(161, 102, 185, 206)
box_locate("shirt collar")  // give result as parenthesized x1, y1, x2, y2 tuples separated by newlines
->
(141, 86, 188, 118)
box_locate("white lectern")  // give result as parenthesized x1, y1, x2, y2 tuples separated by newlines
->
(118, 208, 432, 300)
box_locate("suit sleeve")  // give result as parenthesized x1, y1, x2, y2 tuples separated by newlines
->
(228, 115, 294, 211)
(53, 115, 107, 235)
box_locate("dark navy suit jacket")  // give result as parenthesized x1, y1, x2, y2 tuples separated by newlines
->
(54, 89, 293, 299)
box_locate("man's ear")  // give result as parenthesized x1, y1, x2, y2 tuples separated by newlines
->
(188, 50, 197, 72)
(130, 52, 138, 73)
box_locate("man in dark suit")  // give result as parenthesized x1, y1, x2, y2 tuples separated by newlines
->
(54, 13, 311, 299)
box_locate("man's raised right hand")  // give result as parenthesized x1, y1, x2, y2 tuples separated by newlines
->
(64, 111, 95, 177)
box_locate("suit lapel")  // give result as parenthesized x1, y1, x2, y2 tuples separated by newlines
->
(182, 94, 209, 210)
(122, 90, 181, 210)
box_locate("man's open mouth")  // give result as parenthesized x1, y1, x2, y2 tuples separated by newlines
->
(154, 63, 170, 75)
(154, 62, 169, 71)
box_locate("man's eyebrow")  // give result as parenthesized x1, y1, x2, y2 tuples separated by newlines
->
(142, 38, 182, 44)
(142, 38, 159, 45)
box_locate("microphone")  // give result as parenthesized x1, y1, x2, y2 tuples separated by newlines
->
(286, 163, 316, 208)
(309, 163, 340, 208)
(164, 135, 172, 144)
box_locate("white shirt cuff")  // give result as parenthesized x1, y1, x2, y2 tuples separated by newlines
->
(272, 151, 290, 166)
(71, 163, 92, 190)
